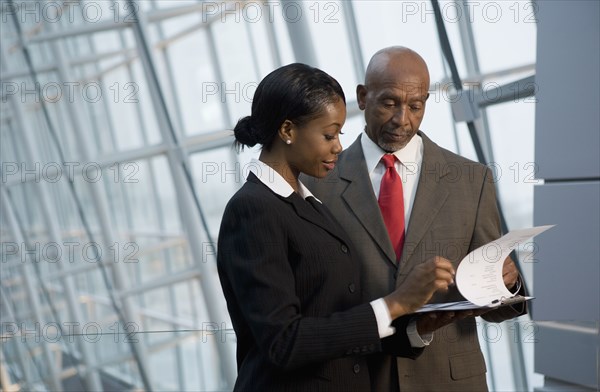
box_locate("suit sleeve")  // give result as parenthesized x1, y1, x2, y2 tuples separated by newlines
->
(217, 195, 382, 370)
(470, 167, 528, 322)
(380, 316, 424, 359)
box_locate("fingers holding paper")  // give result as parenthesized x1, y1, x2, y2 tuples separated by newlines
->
(502, 256, 519, 290)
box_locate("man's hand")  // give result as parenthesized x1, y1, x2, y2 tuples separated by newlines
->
(416, 309, 487, 335)
(502, 256, 519, 290)
(384, 256, 455, 319)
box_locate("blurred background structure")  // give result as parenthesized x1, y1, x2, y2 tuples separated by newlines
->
(0, 0, 597, 391)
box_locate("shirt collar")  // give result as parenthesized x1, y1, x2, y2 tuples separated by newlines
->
(249, 158, 320, 202)
(360, 132, 423, 175)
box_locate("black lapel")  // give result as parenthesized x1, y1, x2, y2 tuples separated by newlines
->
(247, 173, 350, 245)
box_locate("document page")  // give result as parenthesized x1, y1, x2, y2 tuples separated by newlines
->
(456, 225, 554, 306)
(414, 225, 554, 313)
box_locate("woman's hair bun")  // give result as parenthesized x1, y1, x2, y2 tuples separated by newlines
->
(233, 116, 260, 148)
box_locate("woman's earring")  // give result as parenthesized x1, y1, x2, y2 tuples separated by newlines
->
(286, 140, 292, 145)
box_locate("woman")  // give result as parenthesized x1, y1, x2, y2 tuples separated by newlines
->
(217, 63, 454, 391)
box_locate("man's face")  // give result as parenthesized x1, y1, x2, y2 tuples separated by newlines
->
(357, 62, 429, 152)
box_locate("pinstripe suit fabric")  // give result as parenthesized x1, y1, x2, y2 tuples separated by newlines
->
(217, 173, 420, 391)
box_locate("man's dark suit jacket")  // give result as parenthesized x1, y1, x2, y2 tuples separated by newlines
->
(304, 132, 527, 392)
(217, 172, 421, 391)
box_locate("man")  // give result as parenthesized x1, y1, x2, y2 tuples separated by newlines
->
(305, 47, 526, 391)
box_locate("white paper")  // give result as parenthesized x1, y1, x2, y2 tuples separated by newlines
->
(455, 225, 555, 306)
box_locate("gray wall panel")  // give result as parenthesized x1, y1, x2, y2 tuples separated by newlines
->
(534, 1, 600, 180)
(534, 1, 600, 387)
(535, 323, 599, 390)
(533, 182, 599, 321)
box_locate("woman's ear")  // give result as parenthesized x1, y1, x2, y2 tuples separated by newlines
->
(278, 120, 294, 145)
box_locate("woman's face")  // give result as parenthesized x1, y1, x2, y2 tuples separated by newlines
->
(286, 99, 346, 179)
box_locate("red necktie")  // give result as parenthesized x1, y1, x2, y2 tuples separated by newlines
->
(378, 154, 405, 262)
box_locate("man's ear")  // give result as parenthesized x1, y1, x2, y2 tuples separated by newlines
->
(278, 120, 294, 144)
(356, 85, 367, 110)
(425, 92, 430, 101)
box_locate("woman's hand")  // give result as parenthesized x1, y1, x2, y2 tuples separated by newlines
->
(384, 256, 455, 319)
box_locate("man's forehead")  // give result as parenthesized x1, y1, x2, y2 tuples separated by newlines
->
(368, 64, 428, 84)
(371, 80, 429, 96)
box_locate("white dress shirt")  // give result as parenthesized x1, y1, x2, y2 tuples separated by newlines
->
(360, 131, 423, 228)
(248, 158, 318, 201)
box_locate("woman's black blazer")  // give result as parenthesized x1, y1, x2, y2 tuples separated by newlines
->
(217, 173, 417, 391)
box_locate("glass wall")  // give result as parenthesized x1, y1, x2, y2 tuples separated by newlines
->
(0, 1, 539, 390)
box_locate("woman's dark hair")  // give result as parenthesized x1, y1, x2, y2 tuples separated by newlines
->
(233, 63, 346, 150)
